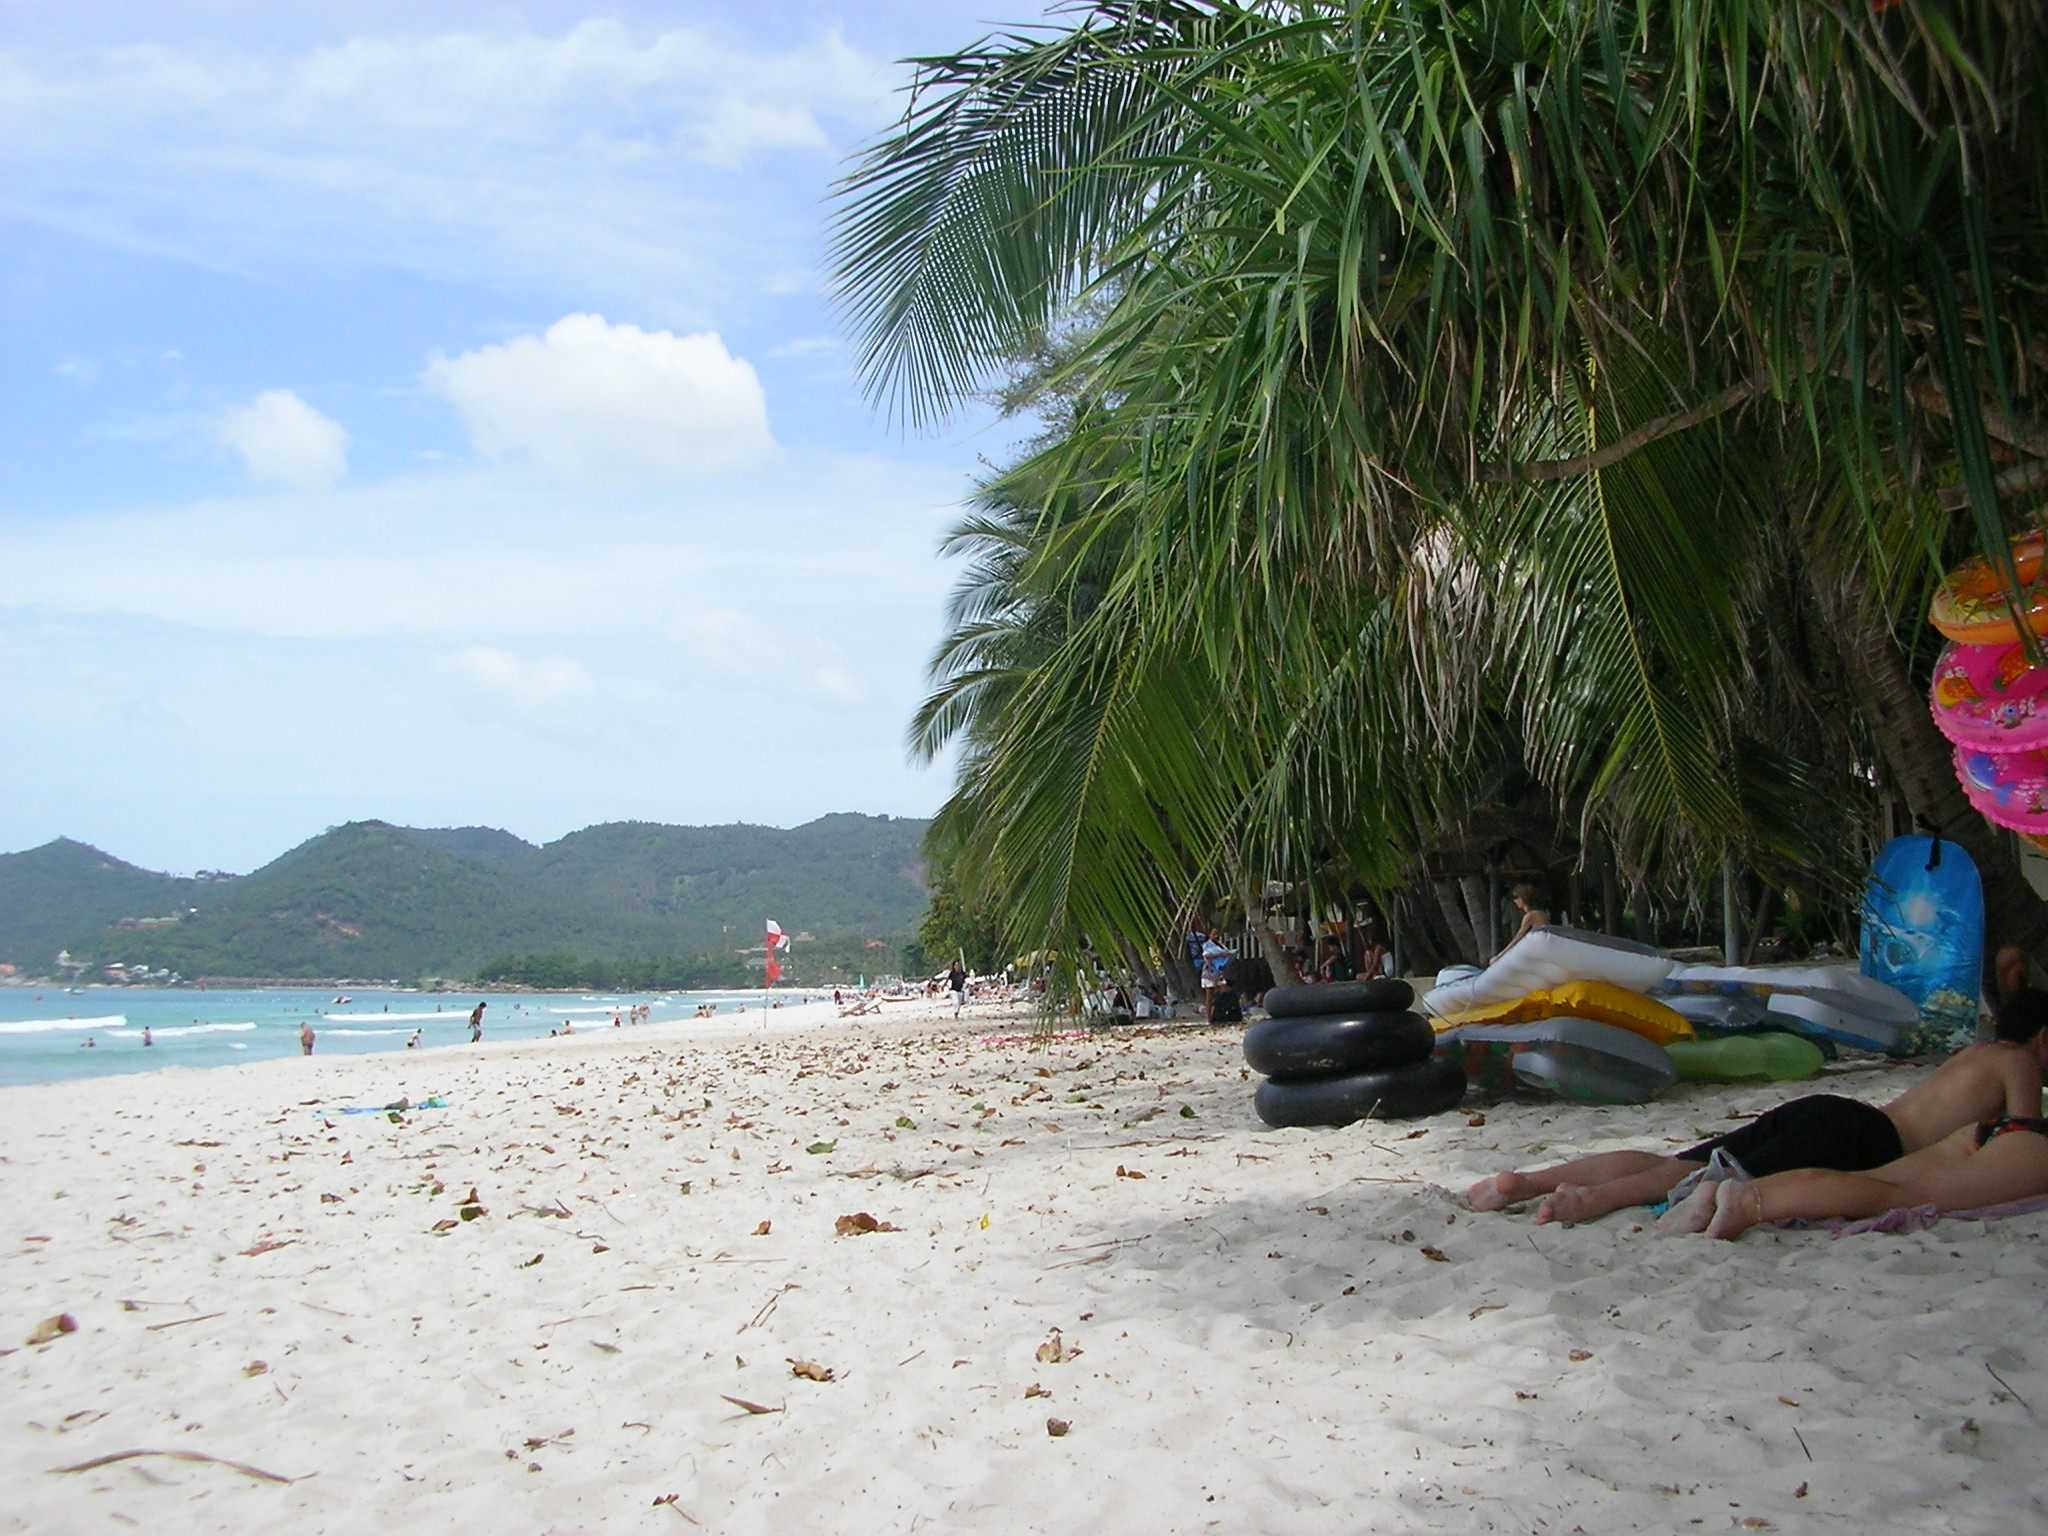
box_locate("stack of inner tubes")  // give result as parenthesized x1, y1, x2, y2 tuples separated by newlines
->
(1245, 978, 1466, 1128)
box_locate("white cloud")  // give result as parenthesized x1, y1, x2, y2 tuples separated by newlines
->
(767, 335, 838, 360)
(669, 605, 871, 709)
(810, 663, 869, 706)
(216, 389, 348, 489)
(52, 354, 98, 387)
(693, 99, 830, 167)
(0, 20, 903, 319)
(424, 314, 772, 480)
(0, 453, 973, 643)
(439, 645, 595, 708)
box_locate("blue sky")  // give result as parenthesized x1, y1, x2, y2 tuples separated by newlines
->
(1, 2, 1055, 872)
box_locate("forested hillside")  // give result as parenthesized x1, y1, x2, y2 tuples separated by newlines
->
(0, 815, 929, 983)
(0, 838, 201, 971)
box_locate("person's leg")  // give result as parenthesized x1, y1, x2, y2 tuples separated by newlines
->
(1536, 1161, 1700, 1224)
(1693, 1130, 2048, 1240)
(1467, 1150, 1693, 1211)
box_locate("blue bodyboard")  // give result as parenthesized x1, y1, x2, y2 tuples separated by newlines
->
(1861, 834, 1983, 1055)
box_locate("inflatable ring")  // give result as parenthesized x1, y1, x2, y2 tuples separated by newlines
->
(1930, 528, 2048, 645)
(1930, 640, 2048, 754)
(1955, 746, 2048, 834)
(1242, 1011, 1434, 1080)
(1264, 978, 1413, 1018)
(1253, 1051, 1467, 1127)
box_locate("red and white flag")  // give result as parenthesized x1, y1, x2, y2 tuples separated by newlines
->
(765, 920, 790, 985)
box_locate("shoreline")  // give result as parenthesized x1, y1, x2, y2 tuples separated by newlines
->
(5, 1002, 2040, 1533)
(0, 984, 877, 1092)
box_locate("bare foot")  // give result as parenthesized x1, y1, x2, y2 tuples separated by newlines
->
(1655, 1182, 1719, 1235)
(1466, 1172, 1535, 1212)
(1704, 1179, 1761, 1241)
(1534, 1184, 1600, 1225)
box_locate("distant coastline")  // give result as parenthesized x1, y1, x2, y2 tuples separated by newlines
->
(0, 975, 672, 994)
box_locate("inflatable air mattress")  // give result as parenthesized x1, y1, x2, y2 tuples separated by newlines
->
(1420, 926, 1673, 1017)
(1666, 1032, 1825, 1083)
(1437, 1017, 1676, 1104)
(1661, 964, 1918, 1027)
(1433, 978, 1693, 1047)
(1763, 991, 1910, 1055)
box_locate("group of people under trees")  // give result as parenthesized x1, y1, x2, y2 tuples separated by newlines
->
(1190, 881, 2048, 1241)
(1468, 943, 2048, 1241)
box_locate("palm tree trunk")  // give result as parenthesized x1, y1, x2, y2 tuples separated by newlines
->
(1809, 567, 2048, 953)
(1432, 877, 1480, 963)
(1236, 864, 1300, 983)
(1458, 874, 1494, 957)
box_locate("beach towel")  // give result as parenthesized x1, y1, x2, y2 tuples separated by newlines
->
(1802, 1194, 2048, 1237)
(330, 1094, 448, 1115)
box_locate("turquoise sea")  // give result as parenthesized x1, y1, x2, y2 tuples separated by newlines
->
(0, 986, 794, 1089)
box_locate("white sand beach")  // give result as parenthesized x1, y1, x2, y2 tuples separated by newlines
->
(4, 998, 2044, 1534)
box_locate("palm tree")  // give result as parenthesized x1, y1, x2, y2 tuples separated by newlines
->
(837, 1, 2048, 969)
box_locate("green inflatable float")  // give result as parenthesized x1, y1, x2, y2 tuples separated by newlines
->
(1665, 1031, 1824, 1083)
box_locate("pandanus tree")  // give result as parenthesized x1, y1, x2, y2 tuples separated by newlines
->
(838, 1, 2048, 970)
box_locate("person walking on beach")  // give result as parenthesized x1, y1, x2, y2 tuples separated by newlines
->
(948, 963, 968, 1018)
(299, 1021, 316, 1056)
(1199, 929, 1235, 1023)
(1468, 989, 2048, 1224)
(469, 1001, 486, 1043)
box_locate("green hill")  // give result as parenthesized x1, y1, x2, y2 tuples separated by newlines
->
(0, 838, 201, 972)
(0, 814, 930, 984)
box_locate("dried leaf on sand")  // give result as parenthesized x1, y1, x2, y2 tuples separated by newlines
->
(25, 1314, 77, 1346)
(1034, 1330, 1082, 1365)
(49, 1448, 297, 1484)
(834, 1212, 902, 1236)
(788, 1358, 836, 1382)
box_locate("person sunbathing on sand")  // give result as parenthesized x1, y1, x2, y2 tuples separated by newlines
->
(1661, 1108, 2048, 1240)
(1467, 988, 2048, 1225)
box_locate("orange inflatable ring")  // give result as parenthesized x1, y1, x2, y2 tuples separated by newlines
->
(1930, 529, 2048, 645)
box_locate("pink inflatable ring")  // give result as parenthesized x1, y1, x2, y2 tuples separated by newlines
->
(1956, 747, 2048, 834)
(1931, 640, 2048, 754)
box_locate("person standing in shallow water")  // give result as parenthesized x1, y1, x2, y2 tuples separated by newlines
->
(299, 1021, 315, 1056)
(469, 1001, 486, 1043)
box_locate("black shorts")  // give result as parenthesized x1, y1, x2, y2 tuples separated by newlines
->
(1679, 1093, 1903, 1177)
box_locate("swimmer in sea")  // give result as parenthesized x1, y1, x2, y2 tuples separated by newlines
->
(1467, 988, 2048, 1225)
